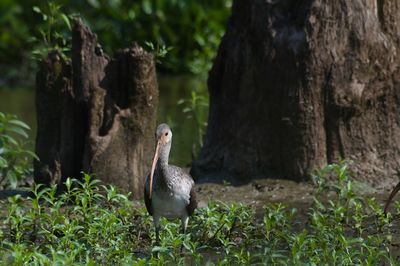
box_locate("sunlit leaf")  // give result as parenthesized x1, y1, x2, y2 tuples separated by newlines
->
(2, 135, 18, 146)
(32, 6, 42, 14)
(142, 0, 152, 15)
(22, 150, 39, 161)
(61, 14, 71, 30)
(87, 0, 100, 8)
(7, 170, 17, 188)
(8, 127, 28, 138)
(9, 119, 30, 130)
(0, 156, 7, 168)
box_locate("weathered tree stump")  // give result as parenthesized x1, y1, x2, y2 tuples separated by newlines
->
(192, 0, 400, 185)
(34, 18, 158, 198)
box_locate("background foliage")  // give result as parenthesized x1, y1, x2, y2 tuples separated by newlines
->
(0, 0, 231, 81)
(0, 112, 37, 189)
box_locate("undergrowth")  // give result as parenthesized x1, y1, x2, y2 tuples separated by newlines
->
(0, 112, 37, 189)
(0, 162, 399, 265)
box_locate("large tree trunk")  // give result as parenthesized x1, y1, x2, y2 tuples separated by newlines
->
(192, 0, 400, 184)
(34, 18, 158, 198)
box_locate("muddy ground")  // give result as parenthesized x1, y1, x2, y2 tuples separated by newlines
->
(195, 177, 398, 211)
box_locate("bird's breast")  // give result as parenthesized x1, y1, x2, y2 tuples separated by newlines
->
(152, 189, 190, 219)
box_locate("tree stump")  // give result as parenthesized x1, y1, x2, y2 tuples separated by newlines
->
(34, 18, 158, 198)
(192, 0, 400, 185)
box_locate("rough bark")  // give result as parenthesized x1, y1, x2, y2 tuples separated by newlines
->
(34, 18, 158, 198)
(35, 51, 73, 186)
(192, 0, 400, 185)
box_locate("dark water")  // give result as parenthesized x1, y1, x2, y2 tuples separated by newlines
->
(0, 75, 207, 166)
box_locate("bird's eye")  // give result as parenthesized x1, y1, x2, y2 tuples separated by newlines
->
(165, 132, 168, 136)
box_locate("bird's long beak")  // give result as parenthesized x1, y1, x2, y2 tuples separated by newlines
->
(149, 140, 161, 198)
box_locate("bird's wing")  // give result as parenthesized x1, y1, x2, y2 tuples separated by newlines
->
(186, 186, 198, 216)
(168, 165, 197, 215)
(143, 175, 153, 215)
(168, 165, 195, 186)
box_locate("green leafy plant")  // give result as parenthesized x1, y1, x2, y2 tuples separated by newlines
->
(0, 163, 399, 264)
(1, 0, 231, 77)
(144, 41, 173, 64)
(30, 1, 71, 60)
(0, 112, 37, 188)
(178, 90, 208, 156)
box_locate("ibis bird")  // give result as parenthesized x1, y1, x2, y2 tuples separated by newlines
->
(144, 123, 197, 243)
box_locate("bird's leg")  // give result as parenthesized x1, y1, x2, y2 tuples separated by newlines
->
(153, 215, 161, 245)
(181, 216, 189, 235)
(180, 216, 189, 253)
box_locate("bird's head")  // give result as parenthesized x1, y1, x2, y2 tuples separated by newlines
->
(155, 123, 172, 145)
(148, 123, 172, 198)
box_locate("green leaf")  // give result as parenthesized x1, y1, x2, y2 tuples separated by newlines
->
(0, 156, 8, 168)
(22, 150, 39, 161)
(87, 0, 100, 8)
(9, 119, 30, 130)
(32, 6, 42, 14)
(152, 246, 169, 253)
(2, 135, 18, 146)
(8, 127, 28, 138)
(144, 41, 154, 50)
(61, 14, 71, 30)
(38, 29, 47, 40)
(7, 171, 17, 189)
(142, 0, 152, 15)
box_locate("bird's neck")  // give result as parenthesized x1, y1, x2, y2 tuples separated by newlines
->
(158, 141, 171, 170)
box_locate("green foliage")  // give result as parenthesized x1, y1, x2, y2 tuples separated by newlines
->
(68, 0, 231, 74)
(30, 2, 71, 60)
(1, 162, 399, 264)
(144, 41, 173, 65)
(1, 175, 146, 265)
(178, 89, 208, 156)
(0, 0, 30, 63)
(1, 0, 231, 75)
(0, 112, 37, 189)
